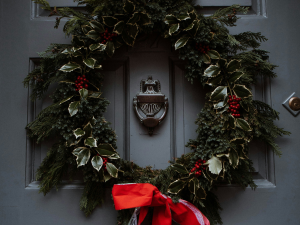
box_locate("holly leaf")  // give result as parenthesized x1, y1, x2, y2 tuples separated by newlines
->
(102, 16, 118, 27)
(82, 25, 92, 34)
(105, 41, 115, 58)
(228, 71, 243, 83)
(189, 20, 200, 37)
(138, 12, 151, 26)
(236, 118, 252, 131)
(127, 13, 140, 25)
(206, 156, 222, 175)
(240, 101, 249, 112)
(229, 115, 236, 129)
(229, 149, 239, 168)
(218, 58, 227, 68)
(168, 180, 186, 194)
(123, 0, 135, 13)
(91, 156, 103, 172)
(214, 99, 226, 109)
(203, 65, 221, 77)
(104, 171, 112, 182)
(86, 30, 100, 40)
(227, 60, 241, 73)
(188, 178, 199, 194)
(206, 76, 223, 86)
(79, 88, 88, 99)
(89, 43, 106, 51)
(59, 95, 74, 105)
(73, 148, 90, 168)
(84, 137, 97, 148)
(73, 128, 85, 139)
(165, 14, 177, 25)
(83, 122, 93, 137)
(233, 84, 252, 98)
(83, 58, 96, 69)
(96, 144, 116, 156)
(106, 163, 118, 178)
(127, 24, 139, 38)
(177, 13, 190, 21)
(169, 23, 179, 36)
(113, 21, 125, 34)
(122, 31, 135, 46)
(175, 36, 190, 50)
(68, 101, 80, 117)
(207, 50, 220, 59)
(184, 22, 194, 31)
(196, 186, 207, 200)
(210, 86, 227, 102)
(89, 20, 105, 33)
(88, 91, 102, 98)
(59, 62, 81, 72)
(201, 54, 211, 64)
(171, 163, 189, 174)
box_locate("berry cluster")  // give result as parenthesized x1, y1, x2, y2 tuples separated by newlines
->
(228, 95, 242, 118)
(190, 159, 207, 177)
(195, 43, 210, 54)
(75, 75, 89, 91)
(102, 157, 108, 170)
(100, 28, 118, 44)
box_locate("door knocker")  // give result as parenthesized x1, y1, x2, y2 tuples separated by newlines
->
(133, 76, 168, 135)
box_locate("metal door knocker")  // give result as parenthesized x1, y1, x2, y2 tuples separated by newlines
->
(133, 76, 168, 135)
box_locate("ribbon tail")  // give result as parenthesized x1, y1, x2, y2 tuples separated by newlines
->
(138, 206, 149, 225)
(152, 204, 172, 225)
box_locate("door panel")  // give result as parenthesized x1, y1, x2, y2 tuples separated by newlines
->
(1, 0, 300, 224)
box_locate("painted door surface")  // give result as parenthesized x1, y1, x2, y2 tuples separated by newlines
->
(1, 0, 300, 224)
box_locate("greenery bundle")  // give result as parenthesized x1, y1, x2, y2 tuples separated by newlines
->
(24, 0, 289, 224)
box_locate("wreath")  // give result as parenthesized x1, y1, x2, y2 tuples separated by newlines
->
(24, 0, 290, 224)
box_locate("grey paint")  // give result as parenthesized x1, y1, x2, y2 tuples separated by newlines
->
(0, 0, 300, 224)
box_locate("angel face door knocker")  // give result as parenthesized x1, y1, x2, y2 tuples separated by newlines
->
(133, 76, 168, 135)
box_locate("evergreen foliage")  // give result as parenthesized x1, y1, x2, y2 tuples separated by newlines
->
(25, 0, 290, 224)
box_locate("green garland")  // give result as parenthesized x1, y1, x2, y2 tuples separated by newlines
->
(24, 0, 290, 224)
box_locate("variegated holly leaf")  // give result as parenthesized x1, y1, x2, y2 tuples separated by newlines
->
(79, 88, 88, 99)
(122, 31, 135, 46)
(127, 13, 140, 25)
(72, 35, 85, 46)
(72, 46, 83, 52)
(171, 163, 189, 174)
(62, 48, 72, 55)
(86, 30, 100, 40)
(196, 186, 207, 200)
(175, 35, 190, 50)
(59, 62, 81, 72)
(102, 16, 118, 27)
(91, 116, 97, 126)
(138, 12, 151, 26)
(233, 84, 252, 98)
(68, 101, 80, 117)
(177, 13, 190, 21)
(89, 43, 106, 51)
(207, 50, 220, 59)
(84, 137, 97, 148)
(201, 54, 211, 64)
(127, 24, 139, 38)
(89, 20, 105, 33)
(91, 155, 103, 171)
(240, 101, 249, 112)
(73, 147, 90, 168)
(204, 65, 221, 77)
(228, 71, 244, 83)
(104, 171, 112, 182)
(229, 148, 239, 168)
(214, 99, 227, 109)
(188, 178, 199, 194)
(184, 22, 194, 31)
(236, 118, 252, 131)
(206, 76, 223, 86)
(106, 163, 118, 178)
(66, 136, 81, 147)
(210, 86, 227, 102)
(88, 91, 102, 98)
(73, 128, 85, 139)
(165, 14, 177, 25)
(227, 60, 241, 73)
(123, 0, 135, 13)
(83, 58, 96, 69)
(113, 21, 125, 34)
(82, 25, 92, 34)
(218, 58, 227, 68)
(229, 115, 236, 129)
(83, 122, 92, 138)
(206, 156, 222, 175)
(96, 144, 116, 156)
(169, 23, 179, 35)
(59, 95, 74, 105)
(189, 20, 200, 37)
(105, 41, 115, 58)
(168, 180, 186, 194)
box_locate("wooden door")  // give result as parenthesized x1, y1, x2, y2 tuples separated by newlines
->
(0, 0, 300, 224)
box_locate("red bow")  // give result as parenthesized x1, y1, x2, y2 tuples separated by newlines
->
(112, 183, 210, 225)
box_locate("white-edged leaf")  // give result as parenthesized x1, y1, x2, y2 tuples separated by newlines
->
(229, 115, 236, 129)
(59, 62, 81, 72)
(73, 148, 90, 168)
(175, 36, 190, 50)
(79, 88, 89, 99)
(207, 50, 220, 59)
(169, 23, 179, 35)
(106, 163, 118, 178)
(236, 118, 252, 131)
(165, 14, 177, 24)
(227, 60, 241, 73)
(202, 53, 211, 64)
(204, 65, 221, 77)
(88, 91, 102, 98)
(83, 58, 96, 69)
(73, 128, 85, 139)
(105, 41, 115, 58)
(68, 101, 80, 117)
(89, 20, 105, 33)
(233, 84, 252, 98)
(228, 71, 244, 83)
(91, 156, 103, 171)
(84, 137, 97, 148)
(206, 156, 222, 175)
(86, 30, 100, 40)
(210, 86, 227, 102)
(89, 43, 106, 51)
(168, 180, 186, 194)
(171, 163, 189, 174)
(229, 149, 239, 168)
(59, 95, 74, 105)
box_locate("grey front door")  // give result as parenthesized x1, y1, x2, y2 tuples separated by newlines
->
(1, 0, 300, 224)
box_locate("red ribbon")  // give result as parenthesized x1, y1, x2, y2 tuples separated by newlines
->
(112, 183, 210, 225)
